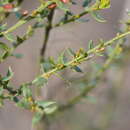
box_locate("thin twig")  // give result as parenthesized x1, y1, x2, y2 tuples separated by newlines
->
(40, 31, 130, 79)
(40, 9, 55, 61)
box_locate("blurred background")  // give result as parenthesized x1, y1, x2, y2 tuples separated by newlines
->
(0, 0, 130, 130)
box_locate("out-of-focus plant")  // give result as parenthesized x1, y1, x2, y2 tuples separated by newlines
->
(0, 0, 130, 128)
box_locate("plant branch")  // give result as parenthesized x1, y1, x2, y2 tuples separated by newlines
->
(39, 31, 130, 79)
(40, 9, 55, 61)
(52, 6, 103, 28)
(51, 43, 123, 116)
(0, 1, 53, 36)
(1, 31, 129, 103)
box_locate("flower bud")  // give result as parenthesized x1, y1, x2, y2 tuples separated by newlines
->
(3, 4, 14, 12)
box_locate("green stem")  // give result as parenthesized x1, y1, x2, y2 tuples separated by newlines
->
(51, 43, 123, 116)
(52, 5, 103, 28)
(0, 1, 53, 36)
(41, 31, 130, 79)
(3, 18, 31, 35)
(53, 10, 90, 27)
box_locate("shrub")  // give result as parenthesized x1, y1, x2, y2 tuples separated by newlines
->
(0, 0, 130, 129)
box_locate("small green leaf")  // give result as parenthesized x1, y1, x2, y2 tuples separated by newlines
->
(56, 0, 69, 12)
(0, 23, 7, 31)
(4, 33, 15, 42)
(16, 36, 24, 44)
(26, 26, 34, 37)
(12, 53, 23, 59)
(17, 98, 30, 109)
(12, 96, 19, 103)
(57, 51, 67, 64)
(60, 11, 73, 22)
(32, 76, 47, 87)
(72, 66, 83, 73)
(88, 40, 94, 49)
(32, 112, 43, 125)
(33, 22, 45, 28)
(82, 0, 92, 7)
(37, 101, 56, 108)
(2, 67, 13, 81)
(48, 57, 56, 66)
(0, 87, 3, 96)
(44, 105, 57, 114)
(91, 11, 106, 23)
(1, 51, 10, 60)
(67, 48, 75, 57)
(21, 85, 32, 98)
(0, 42, 10, 51)
(42, 60, 54, 73)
